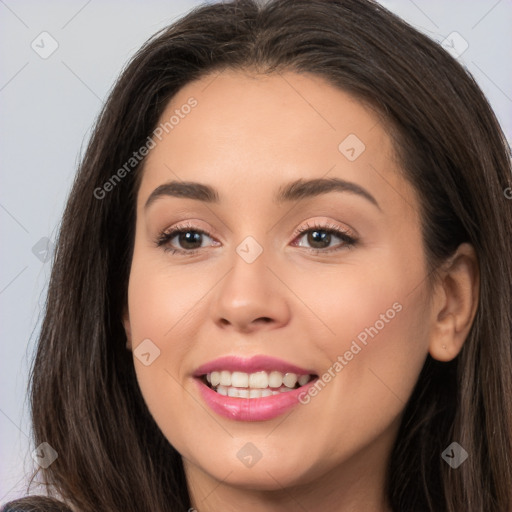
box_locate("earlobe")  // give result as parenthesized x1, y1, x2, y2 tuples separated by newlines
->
(428, 243, 479, 362)
(429, 312, 457, 362)
(122, 307, 133, 351)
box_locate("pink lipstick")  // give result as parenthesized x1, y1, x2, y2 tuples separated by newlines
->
(193, 355, 318, 421)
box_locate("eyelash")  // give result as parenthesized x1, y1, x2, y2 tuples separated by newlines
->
(154, 221, 357, 256)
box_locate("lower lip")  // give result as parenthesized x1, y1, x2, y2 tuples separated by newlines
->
(195, 378, 317, 421)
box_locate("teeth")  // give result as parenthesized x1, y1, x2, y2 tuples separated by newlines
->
(282, 373, 297, 388)
(210, 371, 221, 386)
(249, 371, 268, 389)
(219, 370, 231, 386)
(204, 370, 313, 397)
(238, 388, 249, 398)
(213, 385, 297, 398)
(298, 374, 310, 386)
(268, 371, 283, 388)
(231, 371, 249, 387)
(249, 389, 261, 398)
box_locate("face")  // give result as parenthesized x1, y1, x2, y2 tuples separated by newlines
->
(123, 70, 434, 505)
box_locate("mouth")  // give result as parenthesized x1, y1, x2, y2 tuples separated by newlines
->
(200, 370, 317, 398)
(193, 355, 319, 421)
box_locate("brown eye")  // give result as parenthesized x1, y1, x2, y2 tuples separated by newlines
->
(293, 222, 357, 253)
(155, 224, 218, 255)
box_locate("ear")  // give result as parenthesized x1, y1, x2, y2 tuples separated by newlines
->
(428, 243, 480, 362)
(122, 305, 133, 351)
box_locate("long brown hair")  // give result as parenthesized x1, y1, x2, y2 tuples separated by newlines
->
(5, 0, 511, 510)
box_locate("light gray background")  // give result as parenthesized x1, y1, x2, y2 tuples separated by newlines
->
(1, 0, 511, 503)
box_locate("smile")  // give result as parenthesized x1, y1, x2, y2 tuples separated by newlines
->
(193, 356, 318, 421)
(203, 370, 314, 398)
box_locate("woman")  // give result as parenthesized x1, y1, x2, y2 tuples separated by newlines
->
(4, 0, 511, 510)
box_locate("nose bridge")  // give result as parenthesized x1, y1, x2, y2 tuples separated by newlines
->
(212, 231, 290, 331)
(223, 233, 273, 308)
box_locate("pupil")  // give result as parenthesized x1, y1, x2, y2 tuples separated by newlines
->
(180, 231, 202, 249)
(308, 230, 330, 248)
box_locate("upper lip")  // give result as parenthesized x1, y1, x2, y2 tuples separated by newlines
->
(193, 355, 316, 377)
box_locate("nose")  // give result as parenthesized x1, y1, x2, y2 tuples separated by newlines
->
(212, 244, 291, 334)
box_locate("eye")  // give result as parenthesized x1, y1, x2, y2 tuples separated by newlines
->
(292, 221, 357, 253)
(155, 220, 357, 256)
(155, 222, 219, 255)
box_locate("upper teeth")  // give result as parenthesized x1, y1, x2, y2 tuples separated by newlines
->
(206, 370, 311, 389)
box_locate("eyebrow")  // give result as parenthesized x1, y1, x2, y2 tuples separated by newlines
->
(144, 177, 380, 210)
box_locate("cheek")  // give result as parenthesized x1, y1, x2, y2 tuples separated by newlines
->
(126, 247, 210, 350)
(298, 242, 428, 363)
(124, 252, 191, 401)
(291, 247, 430, 448)
(125, 247, 225, 431)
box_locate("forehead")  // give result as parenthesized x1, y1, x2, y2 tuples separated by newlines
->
(137, 69, 416, 216)
(152, 69, 391, 158)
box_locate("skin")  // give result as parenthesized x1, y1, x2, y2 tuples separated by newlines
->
(123, 70, 479, 512)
